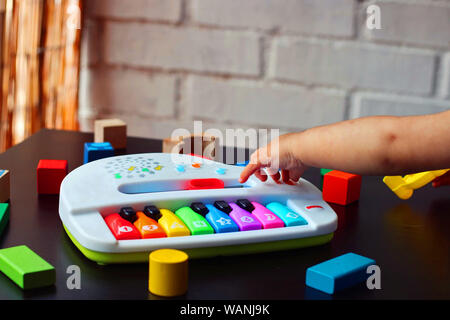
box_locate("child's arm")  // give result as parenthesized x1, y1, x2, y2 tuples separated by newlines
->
(239, 110, 450, 184)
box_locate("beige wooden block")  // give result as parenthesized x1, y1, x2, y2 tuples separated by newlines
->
(162, 133, 217, 159)
(162, 137, 184, 154)
(0, 170, 10, 203)
(94, 119, 127, 149)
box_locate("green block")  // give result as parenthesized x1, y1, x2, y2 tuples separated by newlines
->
(0, 245, 55, 290)
(175, 207, 214, 235)
(0, 203, 9, 236)
(320, 169, 333, 190)
(320, 168, 333, 175)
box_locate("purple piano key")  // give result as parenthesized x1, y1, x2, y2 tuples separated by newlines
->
(228, 203, 262, 231)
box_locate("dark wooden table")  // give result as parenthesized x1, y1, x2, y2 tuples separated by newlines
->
(0, 129, 448, 300)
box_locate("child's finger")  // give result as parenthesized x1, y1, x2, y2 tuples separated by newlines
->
(281, 170, 291, 184)
(288, 168, 304, 183)
(270, 171, 282, 184)
(266, 167, 279, 176)
(255, 169, 268, 182)
(239, 163, 262, 183)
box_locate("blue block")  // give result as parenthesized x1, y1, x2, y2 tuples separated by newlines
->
(306, 253, 375, 294)
(84, 142, 115, 164)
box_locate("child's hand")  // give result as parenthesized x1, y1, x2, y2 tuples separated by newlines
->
(239, 133, 307, 184)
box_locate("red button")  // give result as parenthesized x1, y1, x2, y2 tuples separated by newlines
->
(185, 178, 225, 190)
(305, 205, 324, 210)
(104, 213, 141, 240)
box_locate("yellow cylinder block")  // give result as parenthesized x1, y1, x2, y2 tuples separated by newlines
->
(149, 249, 188, 297)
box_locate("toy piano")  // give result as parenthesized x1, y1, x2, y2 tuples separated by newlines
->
(59, 153, 337, 264)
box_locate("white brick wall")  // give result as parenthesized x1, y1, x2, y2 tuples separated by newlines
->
(86, 0, 182, 22)
(363, 1, 450, 48)
(104, 22, 261, 76)
(192, 0, 356, 38)
(79, 0, 450, 145)
(79, 67, 176, 118)
(440, 53, 450, 99)
(271, 38, 436, 95)
(80, 19, 100, 68)
(188, 76, 346, 128)
(350, 92, 450, 118)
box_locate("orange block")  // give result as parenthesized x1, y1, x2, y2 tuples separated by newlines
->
(322, 170, 362, 206)
(134, 212, 166, 239)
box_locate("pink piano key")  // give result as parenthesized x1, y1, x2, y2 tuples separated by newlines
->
(250, 202, 285, 229)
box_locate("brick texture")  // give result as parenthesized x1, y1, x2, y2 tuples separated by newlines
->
(79, 68, 176, 118)
(104, 22, 260, 76)
(439, 53, 450, 99)
(87, 0, 181, 22)
(188, 76, 346, 129)
(272, 39, 436, 95)
(363, 2, 450, 48)
(350, 92, 450, 118)
(79, 0, 450, 143)
(192, 0, 355, 37)
(80, 19, 100, 67)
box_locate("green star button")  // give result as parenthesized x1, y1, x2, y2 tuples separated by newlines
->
(142, 168, 149, 172)
(114, 173, 122, 179)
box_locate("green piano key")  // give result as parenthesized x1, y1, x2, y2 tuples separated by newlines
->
(175, 207, 214, 235)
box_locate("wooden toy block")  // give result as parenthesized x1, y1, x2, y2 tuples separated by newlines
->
(94, 118, 127, 149)
(0, 245, 55, 290)
(306, 253, 375, 294)
(322, 170, 362, 206)
(149, 249, 188, 297)
(37, 160, 68, 194)
(383, 169, 449, 199)
(0, 203, 9, 237)
(84, 142, 115, 164)
(162, 133, 217, 160)
(0, 170, 10, 203)
(319, 168, 333, 190)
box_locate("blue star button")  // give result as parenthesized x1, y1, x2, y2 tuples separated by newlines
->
(216, 168, 226, 175)
(176, 165, 185, 173)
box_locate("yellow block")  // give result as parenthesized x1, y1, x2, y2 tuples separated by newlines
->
(383, 169, 449, 199)
(149, 249, 188, 297)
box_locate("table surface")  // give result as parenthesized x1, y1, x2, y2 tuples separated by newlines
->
(0, 129, 449, 300)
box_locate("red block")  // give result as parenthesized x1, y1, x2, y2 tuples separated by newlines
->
(37, 160, 68, 194)
(322, 170, 362, 205)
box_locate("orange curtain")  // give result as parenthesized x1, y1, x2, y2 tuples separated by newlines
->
(0, 0, 82, 152)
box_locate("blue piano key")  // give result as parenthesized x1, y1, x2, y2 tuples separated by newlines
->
(266, 202, 307, 226)
(205, 204, 239, 233)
